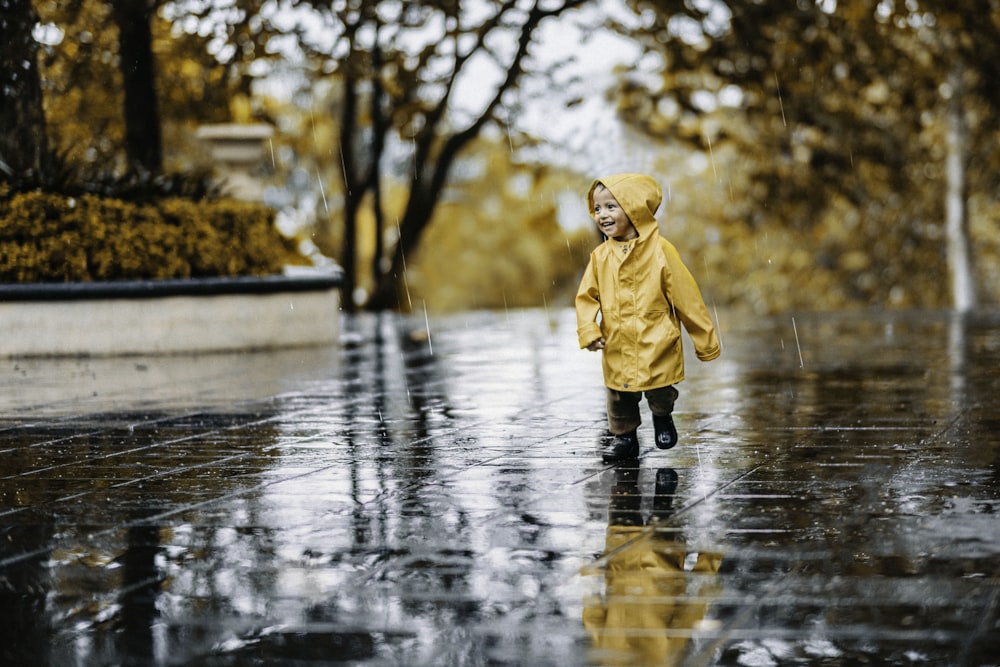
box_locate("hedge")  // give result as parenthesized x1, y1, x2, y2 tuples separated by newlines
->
(0, 191, 302, 283)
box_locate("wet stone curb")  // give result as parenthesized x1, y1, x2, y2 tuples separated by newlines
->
(0, 269, 343, 357)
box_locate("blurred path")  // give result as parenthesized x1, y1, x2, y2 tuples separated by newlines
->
(1, 309, 998, 666)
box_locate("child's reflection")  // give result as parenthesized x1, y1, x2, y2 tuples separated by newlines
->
(583, 463, 722, 666)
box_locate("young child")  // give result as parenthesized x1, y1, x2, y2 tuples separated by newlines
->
(576, 173, 720, 461)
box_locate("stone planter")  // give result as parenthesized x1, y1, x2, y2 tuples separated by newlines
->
(0, 267, 342, 357)
(195, 123, 275, 202)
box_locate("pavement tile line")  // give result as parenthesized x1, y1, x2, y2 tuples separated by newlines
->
(0, 428, 110, 467)
(0, 390, 601, 570)
(0, 456, 340, 572)
(680, 563, 807, 667)
(0, 387, 298, 455)
(4, 309, 999, 666)
(578, 380, 1000, 667)
(338, 407, 734, 539)
(0, 403, 297, 516)
(2, 424, 253, 480)
(0, 398, 317, 566)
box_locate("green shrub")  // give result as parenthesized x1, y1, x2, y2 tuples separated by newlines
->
(0, 191, 302, 283)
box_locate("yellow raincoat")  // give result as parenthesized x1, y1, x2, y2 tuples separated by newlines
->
(582, 530, 723, 666)
(576, 173, 721, 392)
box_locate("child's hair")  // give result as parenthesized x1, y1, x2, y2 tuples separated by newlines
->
(593, 182, 607, 192)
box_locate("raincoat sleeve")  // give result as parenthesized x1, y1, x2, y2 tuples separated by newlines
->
(575, 255, 604, 349)
(661, 240, 721, 361)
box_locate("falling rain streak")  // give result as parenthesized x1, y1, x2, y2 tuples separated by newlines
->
(339, 145, 350, 196)
(774, 71, 787, 127)
(397, 218, 413, 311)
(316, 167, 329, 213)
(792, 316, 804, 368)
(714, 303, 723, 351)
(422, 300, 433, 355)
(706, 131, 718, 181)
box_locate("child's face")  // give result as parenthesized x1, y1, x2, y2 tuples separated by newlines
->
(593, 186, 638, 241)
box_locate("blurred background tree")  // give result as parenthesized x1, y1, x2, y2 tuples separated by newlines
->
(34, 0, 245, 173)
(5, 0, 1000, 313)
(144, 0, 589, 310)
(610, 0, 1000, 312)
(248, 0, 589, 310)
(408, 136, 595, 312)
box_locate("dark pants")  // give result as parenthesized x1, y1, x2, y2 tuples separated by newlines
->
(606, 385, 679, 435)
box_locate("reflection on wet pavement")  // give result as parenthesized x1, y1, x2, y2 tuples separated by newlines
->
(1, 309, 998, 665)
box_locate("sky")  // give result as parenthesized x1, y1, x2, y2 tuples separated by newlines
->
(450, 0, 659, 175)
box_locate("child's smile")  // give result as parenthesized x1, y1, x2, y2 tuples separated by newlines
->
(593, 187, 638, 241)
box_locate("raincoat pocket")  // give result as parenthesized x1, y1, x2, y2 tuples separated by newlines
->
(634, 310, 683, 387)
(640, 310, 680, 348)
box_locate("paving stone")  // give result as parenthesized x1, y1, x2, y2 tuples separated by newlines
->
(1, 308, 998, 666)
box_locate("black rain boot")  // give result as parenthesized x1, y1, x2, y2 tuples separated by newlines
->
(608, 466, 642, 526)
(652, 468, 679, 519)
(602, 430, 639, 462)
(653, 414, 678, 450)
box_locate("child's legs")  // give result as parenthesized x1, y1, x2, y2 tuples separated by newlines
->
(645, 385, 679, 417)
(606, 388, 642, 435)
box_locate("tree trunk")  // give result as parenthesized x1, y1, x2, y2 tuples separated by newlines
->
(366, 178, 435, 311)
(944, 66, 976, 313)
(370, 44, 386, 292)
(112, 0, 163, 173)
(0, 0, 47, 177)
(359, 1, 586, 311)
(339, 76, 359, 311)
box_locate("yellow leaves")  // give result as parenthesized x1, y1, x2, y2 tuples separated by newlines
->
(229, 94, 254, 124)
(839, 251, 871, 272)
(0, 193, 301, 283)
(61, 39, 79, 59)
(180, 58, 202, 80)
(863, 80, 890, 105)
(36, 0, 125, 166)
(36, 0, 240, 168)
(404, 139, 587, 313)
(310, 122, 338, 158)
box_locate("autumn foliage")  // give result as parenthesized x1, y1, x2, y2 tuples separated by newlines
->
(0, 191, 298, 283)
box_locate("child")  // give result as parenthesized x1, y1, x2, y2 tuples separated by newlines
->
(575, 173, 720, 461)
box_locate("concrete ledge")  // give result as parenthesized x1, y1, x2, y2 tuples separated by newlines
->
(0, 270, 343, 357)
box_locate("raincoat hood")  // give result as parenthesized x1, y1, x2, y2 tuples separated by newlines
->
(588, 173, 663, 241)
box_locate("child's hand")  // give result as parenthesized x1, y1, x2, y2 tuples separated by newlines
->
(586, 337, 606, 351)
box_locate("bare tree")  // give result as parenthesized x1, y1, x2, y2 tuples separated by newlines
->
(288, 0, 590, 310)
(154, 0, 588, 306)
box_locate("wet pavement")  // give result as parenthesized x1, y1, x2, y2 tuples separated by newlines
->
(1, 308, 999, 666)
